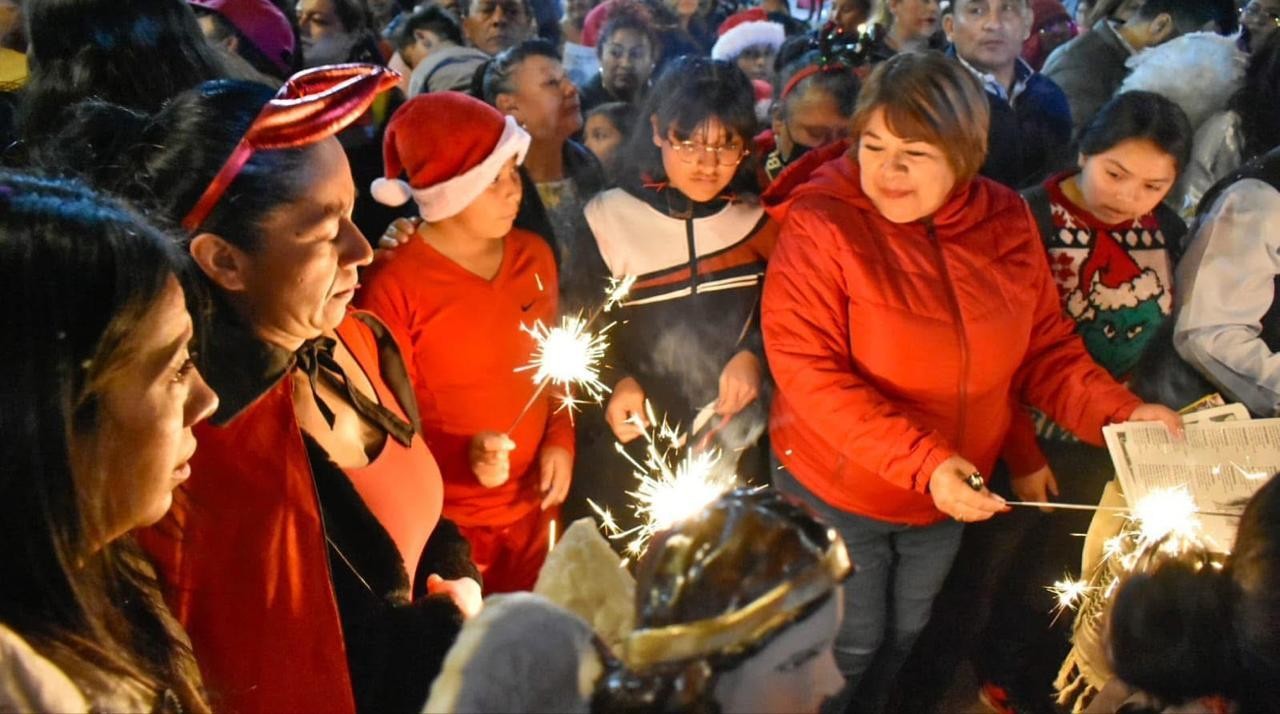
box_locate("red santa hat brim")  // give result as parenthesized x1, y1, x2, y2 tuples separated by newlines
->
(371, 115, 531, 222)
(711, 20, 786, 61)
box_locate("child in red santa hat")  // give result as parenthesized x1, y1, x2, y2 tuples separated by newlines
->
(711, 8, 786, 84)
(358, 92, 575, 594)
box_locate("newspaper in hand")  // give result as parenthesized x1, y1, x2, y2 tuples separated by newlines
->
(1103, 406, 1276, 552)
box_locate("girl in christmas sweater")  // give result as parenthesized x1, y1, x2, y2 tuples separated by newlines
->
(959, 91, 1194, 709)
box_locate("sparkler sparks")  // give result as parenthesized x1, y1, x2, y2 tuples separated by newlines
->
(506, 277, 634, 432)
(589, 407, 739, 558)
(1128, 487, 1200, 545)
(517, 315, 610, 402)
(1047, 577, 1092, 615)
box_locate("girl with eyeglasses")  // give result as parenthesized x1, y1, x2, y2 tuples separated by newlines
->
(574, 56, 775, 540)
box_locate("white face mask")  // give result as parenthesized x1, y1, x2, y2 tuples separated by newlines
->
(300, 33, 358, 68)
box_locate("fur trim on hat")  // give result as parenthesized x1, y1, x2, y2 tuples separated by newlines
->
(711, 20, 785, 61)
(1067, 268, 1170, 321)
(388, 116, 530, 222)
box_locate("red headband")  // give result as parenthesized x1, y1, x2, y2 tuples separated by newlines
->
(780, 64, 823, 101)
(181, 63, 400, 233)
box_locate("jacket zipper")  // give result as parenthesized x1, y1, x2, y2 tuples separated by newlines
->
(926, 221, 969, 449)
(685, 216, 700, 295)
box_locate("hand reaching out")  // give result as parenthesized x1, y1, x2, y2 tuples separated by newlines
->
(426, 574, 482, 619)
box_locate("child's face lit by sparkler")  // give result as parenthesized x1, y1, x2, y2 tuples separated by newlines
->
(651, 116, 745, 203)
(440, 156, 524, 239)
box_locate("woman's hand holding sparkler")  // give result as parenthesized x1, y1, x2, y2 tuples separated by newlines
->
(426, 574, 483, 619)
(538, 445, 573, 510)
(1128, 403, 1185, 440)
(716, 350, 762, 416)
(1012, 464, 1060, 513)
(929, 454, 1009, 522)
(605, 376, 648, 443)
(470, 431, 516, 487)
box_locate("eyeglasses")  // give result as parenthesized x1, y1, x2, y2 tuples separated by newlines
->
(665, 138, 748, 166)
(1241, 1, 1280, 27)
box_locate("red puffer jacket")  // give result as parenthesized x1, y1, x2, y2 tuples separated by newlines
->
(761, 143, 1140, 525)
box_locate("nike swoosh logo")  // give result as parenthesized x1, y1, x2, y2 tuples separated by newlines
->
(521, 301, 535, 311)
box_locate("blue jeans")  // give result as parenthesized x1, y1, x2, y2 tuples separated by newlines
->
(773, 460, 963, 714)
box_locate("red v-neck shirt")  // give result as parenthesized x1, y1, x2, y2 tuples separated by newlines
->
(356, 230, 575, 526)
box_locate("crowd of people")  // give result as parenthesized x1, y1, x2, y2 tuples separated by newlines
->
(1, 0, 1279, 712)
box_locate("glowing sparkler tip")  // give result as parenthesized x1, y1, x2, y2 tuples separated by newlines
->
(518, 316, 611, 403)
(1048, 577, 1091, 612)
(1129, 487, 1200, 544)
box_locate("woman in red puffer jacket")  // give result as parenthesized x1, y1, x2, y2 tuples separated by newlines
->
(759, 51, 1182, 714)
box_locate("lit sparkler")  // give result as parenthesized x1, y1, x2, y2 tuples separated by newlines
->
(589, 405, 739, 558)
(1128, 487, 1200, 545)
(506, 277, 634, 432)
(1047, 576, 1092, 617)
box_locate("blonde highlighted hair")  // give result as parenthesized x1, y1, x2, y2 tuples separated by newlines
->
(851, 51, 990, 185)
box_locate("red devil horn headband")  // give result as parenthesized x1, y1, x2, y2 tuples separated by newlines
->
(181, 63, 401, 233)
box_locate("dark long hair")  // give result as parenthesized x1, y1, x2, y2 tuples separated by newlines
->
(0, 170, 207, 711)
(615, 55, 760, 198)
(42, 80, 314, 254)
(1228, 30, 1280, 163)
(19, 0, 228, 143)
(1078, 91, 1193, 174)
(1109, 475, 1280, 712)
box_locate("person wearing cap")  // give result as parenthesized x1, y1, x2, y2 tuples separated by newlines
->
(1021, 0, 1077, 70)
(711, 8, 786, 84)
(50, 66, 482, 714)
(360, 92, 576, 596)
(943, 0, 1074, 188)
(190, 0, 298, 79)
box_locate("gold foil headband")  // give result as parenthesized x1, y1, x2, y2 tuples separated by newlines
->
(621, 534, 851, 671)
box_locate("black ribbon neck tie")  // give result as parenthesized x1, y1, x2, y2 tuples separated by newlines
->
(295, 337, 415, 447)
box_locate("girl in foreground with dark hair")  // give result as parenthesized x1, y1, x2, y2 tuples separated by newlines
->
(0, 170, 218, 712)
(1100, 473, 1280, 712)
(581, 56, 776, 536)
(51, 67, 480, 714)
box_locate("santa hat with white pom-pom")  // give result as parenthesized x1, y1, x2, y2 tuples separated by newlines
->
(371, 91, 531, 222)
